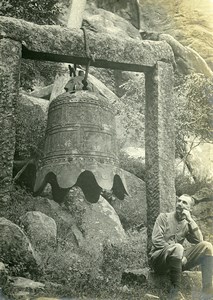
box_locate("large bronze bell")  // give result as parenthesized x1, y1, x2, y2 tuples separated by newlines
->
(34, 71, 128, 203)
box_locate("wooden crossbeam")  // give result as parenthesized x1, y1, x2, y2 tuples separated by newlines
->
(0, 16, 174, 72)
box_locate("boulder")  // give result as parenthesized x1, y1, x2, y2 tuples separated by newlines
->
(186, 142, 213, 185)
(20, 93, 49, 113)
(147, 270, 202, 298)
(137, 0, 213, 73)
(0, 218, 39, 277)
(67, 187, 127, 257)
(15, 93, 48, 161)
(159, 34, 213, 76)
(29, 84, 53, 100)
(0, 261, 7, 286)
(110, 170, 146, 230)
(20, 211, 57, 253)
(84, 6, 141, 40)
(32, 197, 76, 243)
(87, 0, 141, 30)
(119, 147, 145, 180)
(144, 294, 159, 300)
(89, 0, 213, 74)
(8, 277, 45, 299)
(121, 267, 149, 286)
(193, 188, 213, 203)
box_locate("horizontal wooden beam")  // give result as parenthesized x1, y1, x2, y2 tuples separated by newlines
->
(0, 17, 175, 72)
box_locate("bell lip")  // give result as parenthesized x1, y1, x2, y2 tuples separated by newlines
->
(34, 162, 128, 197)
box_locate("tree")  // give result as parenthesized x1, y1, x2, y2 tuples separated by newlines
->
(0, 0, 62, 25)
(174, 73, 213, 164)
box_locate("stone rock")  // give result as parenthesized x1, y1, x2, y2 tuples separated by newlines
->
(87, 0, 141, 30)
(119, 147, 145, 179)
(8, 277, 45, 297)
(32, 197, 76, 244)
(110, 170, 146, 230)
(121, 268, 149, 286)
(89, 0, 213, 75)
(141, 31, 213, 76)
(182, 271, 202, 292)
(117, 284, 131, 293)
(67, 187, 127, 256)
(29, 84, 53, 100)
(144, 294, 160, 300)
(0, 16, 174, 68)
(20, 93, 49, 113)
(0, 218, 39, 276)
(137, 0, 213, 73)
(15, 93, 48, 161)
(11, 291, 30, 300)
(193, 188, 213, 203)
(159, 33, 213, 76)
(20, 211, 57, 253)
(147, 270, 202, 294)
(0, 261, 7, 286)
(186, 142, 213, 185)
(84, 6, 141, 40)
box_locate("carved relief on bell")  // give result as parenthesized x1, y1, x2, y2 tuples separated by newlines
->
(34, 77, 128, 204)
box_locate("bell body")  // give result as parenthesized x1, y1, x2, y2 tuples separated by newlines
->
(34, 89, 127, 203)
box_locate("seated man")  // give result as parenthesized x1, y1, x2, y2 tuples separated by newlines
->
(149, 194, 213, 300)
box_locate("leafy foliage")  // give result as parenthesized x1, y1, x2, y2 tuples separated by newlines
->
(115, 74, 145, 149)
(0, 0, 62, 25)
(174, 73, 213, 159)
(20, 59, 60, 92)
(0, 0, 62, 91)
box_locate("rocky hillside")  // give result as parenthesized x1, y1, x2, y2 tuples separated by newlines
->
(91, 0, 213, 71)
(139, 0, 213, 70)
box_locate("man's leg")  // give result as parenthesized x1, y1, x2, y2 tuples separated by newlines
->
(152, 244, 185, 299)
(184, 241, 213, 297)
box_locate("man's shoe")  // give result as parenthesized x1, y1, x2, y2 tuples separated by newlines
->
(168, 288, 185, 300)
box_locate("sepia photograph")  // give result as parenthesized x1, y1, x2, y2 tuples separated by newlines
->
(0, 0, 212, 299)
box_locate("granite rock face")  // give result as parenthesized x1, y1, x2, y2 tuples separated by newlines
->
(139, 0, 213, 71)
(66, 187, 127, 257)
(84, 5, 141, 40)
(87, 0, 141, 30)
(20, 211, 57, 253)
(0, 218, 39, 276)
(110, 170, 146, 230)
(91, 0, 213, 76)
(15, 93, 48, 161)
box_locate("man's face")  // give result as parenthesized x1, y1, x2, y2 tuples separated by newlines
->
(176, 195, 193, 217)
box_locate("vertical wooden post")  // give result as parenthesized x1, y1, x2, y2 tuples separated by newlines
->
(0, 38, 22, 205)
(145, 61, 175, 250)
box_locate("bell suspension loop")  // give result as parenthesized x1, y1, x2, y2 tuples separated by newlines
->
(80, 26, 95, 90)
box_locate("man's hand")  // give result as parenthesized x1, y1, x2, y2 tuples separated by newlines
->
(182, 256, 187, 266)
(182, 209, 193, 223)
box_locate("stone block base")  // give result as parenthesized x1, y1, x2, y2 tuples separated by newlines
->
(122, 268, 202, 293)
